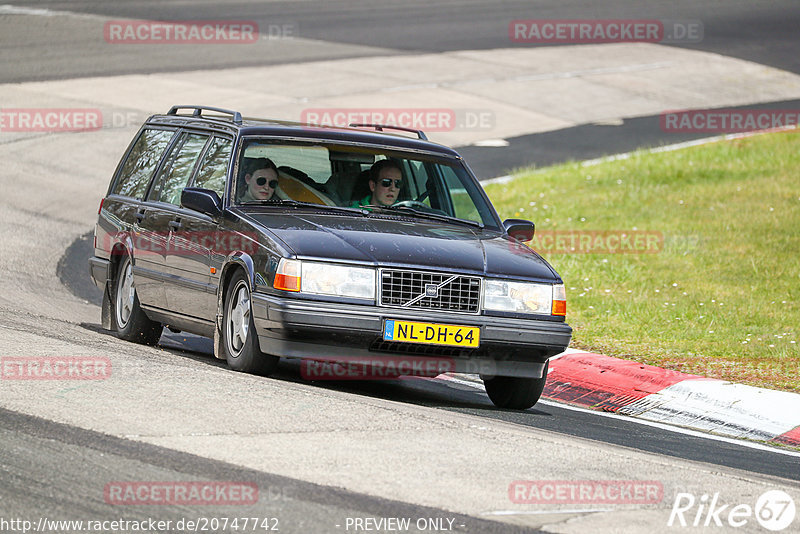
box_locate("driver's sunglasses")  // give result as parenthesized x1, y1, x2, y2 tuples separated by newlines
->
(256, 177, 279, 188)
(380, 178, 403, 188)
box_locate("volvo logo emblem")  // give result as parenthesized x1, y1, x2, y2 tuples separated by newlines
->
(425, 284, 438, 298)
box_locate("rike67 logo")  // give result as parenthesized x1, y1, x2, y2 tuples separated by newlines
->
(668, 490, 796, 531)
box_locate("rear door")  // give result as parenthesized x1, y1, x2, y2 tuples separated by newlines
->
(109, 127, 176, 309)
(166, 135, 234, 320)
(144, 131, 210, 316)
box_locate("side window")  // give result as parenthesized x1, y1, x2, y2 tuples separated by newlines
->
(192, 137, 233, 198)
(404, 160, 426, 200)
(440, 166, 481, 223)
(112, 129, 175, 199)
(149, 132, 209, 205)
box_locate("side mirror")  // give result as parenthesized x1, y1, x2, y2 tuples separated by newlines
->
(181, 188, 222, 217)
(503, 218, 535, 242)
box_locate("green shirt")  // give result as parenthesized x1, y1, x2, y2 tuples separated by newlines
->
(349, 194, 374, 209)
(349, 195, 399, 210)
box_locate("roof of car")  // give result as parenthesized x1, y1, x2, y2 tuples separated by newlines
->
(146, 106, 462, 158)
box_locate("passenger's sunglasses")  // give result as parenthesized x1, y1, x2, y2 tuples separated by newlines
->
(380, 178, 403, 188)
(255, 177, 279, 188)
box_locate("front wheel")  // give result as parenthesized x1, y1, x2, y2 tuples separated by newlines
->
(112, 254, 163, 345)
(483, 361, 549, 410)
(223, 271, 279, 375)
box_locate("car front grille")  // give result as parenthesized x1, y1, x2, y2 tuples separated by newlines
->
(379, 269, 481, 314)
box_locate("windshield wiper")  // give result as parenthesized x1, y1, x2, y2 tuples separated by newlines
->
(364, 204, 485, 229)
(241, 199, 369, 215)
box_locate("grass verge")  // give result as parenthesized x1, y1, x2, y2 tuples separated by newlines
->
(485, 131, 800, 392)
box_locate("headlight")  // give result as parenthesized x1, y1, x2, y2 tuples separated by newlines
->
(273, 259, 375, 300)
(483, 280, 556, 315)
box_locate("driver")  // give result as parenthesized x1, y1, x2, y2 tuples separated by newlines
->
(351, 160, 403, 208)
(239, 158, 279, 202)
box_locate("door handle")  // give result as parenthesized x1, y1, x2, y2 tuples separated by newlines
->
(168, 219, 182, 230)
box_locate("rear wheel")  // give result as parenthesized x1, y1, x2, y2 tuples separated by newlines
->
(112, 254, 163, 345)
(483, 361, 549, 410)
(223, 271, 279, 375)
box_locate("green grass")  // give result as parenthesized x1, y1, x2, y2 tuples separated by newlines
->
(485, 131, 800, 392)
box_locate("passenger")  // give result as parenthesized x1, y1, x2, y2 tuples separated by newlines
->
(350, 160, 403, 208)
(239, 158, 279, 202)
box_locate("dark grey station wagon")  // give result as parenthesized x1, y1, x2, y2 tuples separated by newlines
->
(89, 105, 571, 409)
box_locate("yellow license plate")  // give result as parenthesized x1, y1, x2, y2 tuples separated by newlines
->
(383, 320, 480, 348)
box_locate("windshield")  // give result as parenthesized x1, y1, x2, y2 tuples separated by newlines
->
(234, 138, 500, 229)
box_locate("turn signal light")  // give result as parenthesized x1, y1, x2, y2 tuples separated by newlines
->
(552, 284, 567, 316)
(274, 258, 301, 292)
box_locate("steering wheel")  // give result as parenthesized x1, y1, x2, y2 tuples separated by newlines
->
(394, 200, 448, 216)
(394, 200, 431, 210)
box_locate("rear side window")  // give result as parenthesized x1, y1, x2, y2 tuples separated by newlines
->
(148, 132, 209, 205)
(112, 129, 175, 199)
(192, 136, 233, 198)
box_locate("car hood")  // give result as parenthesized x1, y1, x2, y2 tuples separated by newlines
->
(244, 211, 559, 282)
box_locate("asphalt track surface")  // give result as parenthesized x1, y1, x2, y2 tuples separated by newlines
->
(459, 98, 800, 178)
(1, 408, 522, 533)
(3, 0, 800, 176)
(3, 1, 800, 532)
(2, 351, 799, 533)
(4, 0, 800, 80)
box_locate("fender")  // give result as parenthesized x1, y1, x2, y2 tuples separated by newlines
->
(101, 233, 135, 331)
(213, 251, 256, 359)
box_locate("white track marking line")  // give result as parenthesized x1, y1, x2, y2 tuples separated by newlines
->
(0, 4, 104, 18)
(437, 374, 800, 458)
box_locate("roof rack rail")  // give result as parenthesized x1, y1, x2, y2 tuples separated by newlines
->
(349, 123, 428, 141)
(167, 105, 242, 125)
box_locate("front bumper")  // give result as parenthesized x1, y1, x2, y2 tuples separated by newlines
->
(251, 292, 572, 378)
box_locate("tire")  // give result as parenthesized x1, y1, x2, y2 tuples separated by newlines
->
(222, 271, 279, 375)
(112, 254, 163, 345)
(483, 360, 549, 410)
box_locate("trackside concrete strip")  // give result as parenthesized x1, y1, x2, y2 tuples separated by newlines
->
(541, 352, 800, 447)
